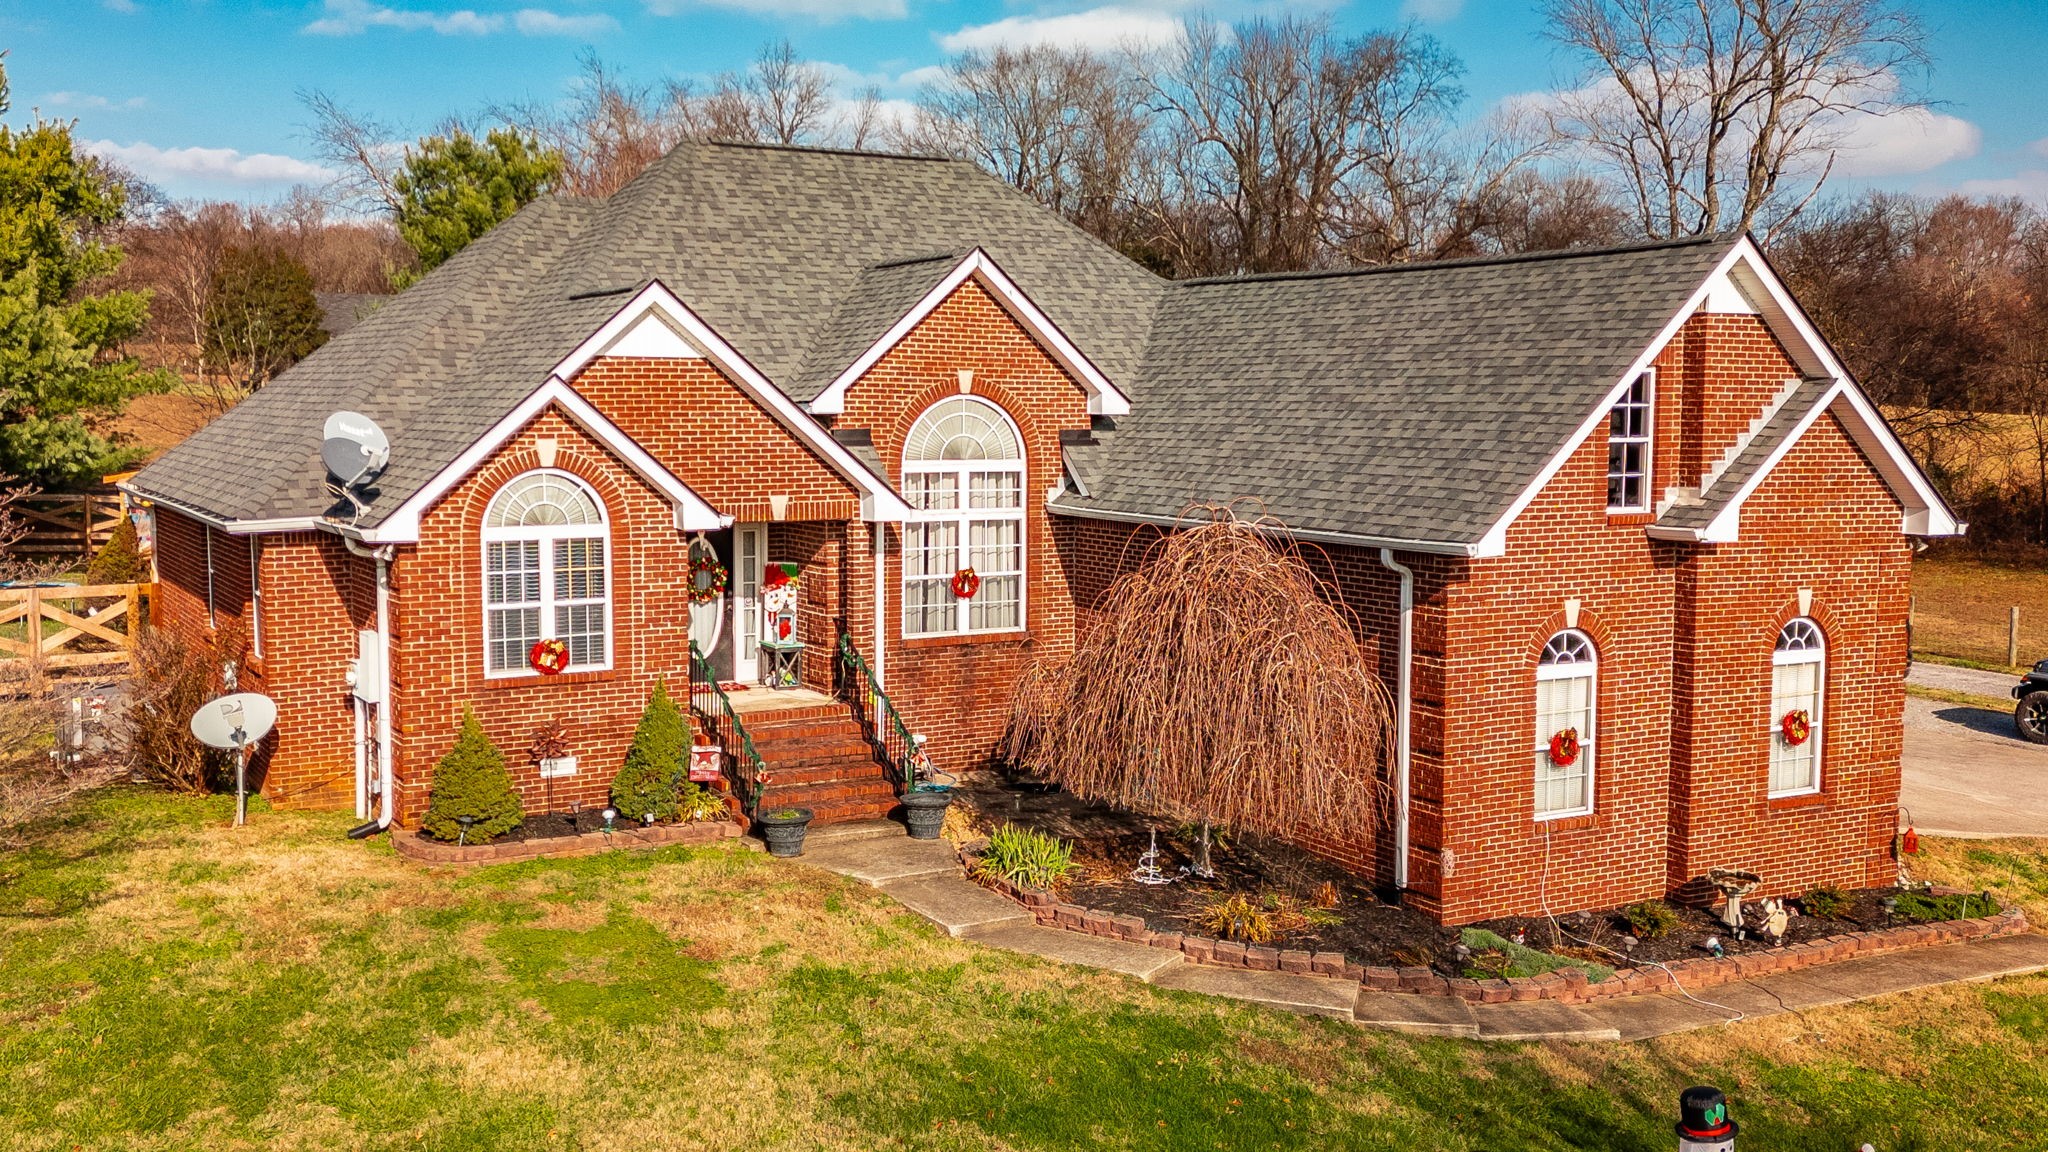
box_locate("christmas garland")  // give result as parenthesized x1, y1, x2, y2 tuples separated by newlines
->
(1780, 709, 1812, 747)
(1547, 727, 1580, 768)
(951, 567, 981, 598)
(688, 554, 729, 604)
(529, 637, 571, 675)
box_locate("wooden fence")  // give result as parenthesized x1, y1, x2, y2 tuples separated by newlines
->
(3, 494, 123, 558)
(0, 583, 153, 673)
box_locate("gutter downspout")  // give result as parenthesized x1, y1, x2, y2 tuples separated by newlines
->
(344, 537, 396, 830)
(1378, 548, 1414, 891)
(871, 523, 886, 686)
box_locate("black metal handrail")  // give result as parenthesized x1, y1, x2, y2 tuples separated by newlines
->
(689, 642, 769, 816)
(834, 632, 924, 794)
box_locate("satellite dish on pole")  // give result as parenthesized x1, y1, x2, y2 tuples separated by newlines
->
(190, 692, 278, 828)
(322, 411, 390, 525)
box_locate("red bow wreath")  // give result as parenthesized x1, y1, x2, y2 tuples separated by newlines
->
(688, 554, 728, 605)
(951, 567, 981, 598)
(529, 638, 571, 675)
(1547, 727, 1580, 768)
(1780, 709, 1812, 747)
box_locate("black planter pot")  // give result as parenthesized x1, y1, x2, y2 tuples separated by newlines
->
(757, 807, 814, 857)
(901, 788, 953, 840)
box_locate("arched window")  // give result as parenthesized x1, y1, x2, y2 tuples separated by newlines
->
(482, 469, 610, 675)
(1534, 630, 1597, 818)
(1770, 618, 1825, 795)
(901, 396, 1025, 636)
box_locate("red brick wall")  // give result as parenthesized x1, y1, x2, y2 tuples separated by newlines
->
(833, 279, 1095, 770)
(1657, 313, 1805, 494)
(572, 356, 861, 522)
(388, 406, 695, 824)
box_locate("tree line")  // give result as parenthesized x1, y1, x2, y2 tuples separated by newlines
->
(13, 0, 2048, 551)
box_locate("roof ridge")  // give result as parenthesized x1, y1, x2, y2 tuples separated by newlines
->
(1172, 233, 1741, 287)
(698, 138, 960, 163)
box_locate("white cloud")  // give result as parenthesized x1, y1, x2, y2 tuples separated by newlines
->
(513, 8, 617, 36)
(1399, 0, 1463, 22)
(643, 0, 907, 20)
(83, 140, 335, 186)
(2030, 137, 2048, 161)
(1957, 170, 2048, 203)
(938, 6, 1185, 53)
(43, 92, 147, 111)
(303, 0, 504, 35)
(1830, 107, 1980, 177)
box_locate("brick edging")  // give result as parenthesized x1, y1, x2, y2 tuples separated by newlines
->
(971, 864, 2029, 1004)
(392, 819, 742, 864)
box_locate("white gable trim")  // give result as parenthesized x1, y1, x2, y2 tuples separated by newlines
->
(1472, 236, 1916, 557)
(804, 248, 1131, 418)
(1647, 383, 1963, 543)
(550, 281, 911, 522)
(355, 378, 729, 543)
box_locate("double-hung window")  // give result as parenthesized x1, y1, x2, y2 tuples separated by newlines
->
(901, 396, 1025, 637)
(1770, 618, 1825, 795)
(1534, 630, 1597, 818)
(1607, 371, 1653, 512)
(482, 469, 610, 675)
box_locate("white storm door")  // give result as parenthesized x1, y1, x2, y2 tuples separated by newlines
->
(732, 524, 766, 683)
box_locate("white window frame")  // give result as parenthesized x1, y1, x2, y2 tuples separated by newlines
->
(900, 396, 1027, 639)
(480, 469, 613, 678)
(1533, 629, 1597, 819)
(1769, 617, 1825, 797)
(1606, 369, 1654, 513)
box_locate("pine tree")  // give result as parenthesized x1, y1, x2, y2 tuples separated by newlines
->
(421, 706, 524, 842)
(611, 678, 685, 822)
(392, 128, 561, 287)
(85, 513, 146, 585)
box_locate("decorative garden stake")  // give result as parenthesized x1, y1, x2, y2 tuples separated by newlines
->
(602, 807, 617, 835)
(1131, 829, 1176, 885)
(1675, 1086, 1736, 1151)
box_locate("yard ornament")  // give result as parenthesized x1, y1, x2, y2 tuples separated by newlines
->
(529, 638, 571, 675)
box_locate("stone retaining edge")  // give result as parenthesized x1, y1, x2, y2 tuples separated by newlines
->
(970, 864, 2029, 1004)
(393, 819, 742, 864)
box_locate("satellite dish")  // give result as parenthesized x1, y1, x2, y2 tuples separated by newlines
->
(189, 692, 278, 751)
(322, 411, 390, 489)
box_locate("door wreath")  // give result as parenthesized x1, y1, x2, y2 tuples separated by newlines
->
(529, 638, 571, 675)
(1780, 709, 1812, 746)
(1547, 727, 1580, 767)
(950, 567, 981, 598)
(688, 554, 729, 604)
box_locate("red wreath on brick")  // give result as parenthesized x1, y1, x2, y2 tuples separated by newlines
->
(1781, 709, 1812, 747)
(951, 567, 981, 598)
(529, 638, 571, 675)
(1547, 727, 1580, 768)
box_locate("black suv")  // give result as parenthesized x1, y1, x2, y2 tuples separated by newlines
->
(2015, 660, 2048, 743)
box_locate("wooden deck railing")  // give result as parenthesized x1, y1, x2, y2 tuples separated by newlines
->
(0, 582, 153, 672)
(2, 494, 124, 557)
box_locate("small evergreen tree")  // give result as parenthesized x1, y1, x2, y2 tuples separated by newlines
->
(392, 128, 561, 287)
(421, 706, 523, 842)
(612, 678, 685, 822)
(85, 513, 146, 585)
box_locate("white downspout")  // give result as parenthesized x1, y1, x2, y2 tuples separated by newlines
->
(353, 694, 368, 820)
(1379, 548, 1414, 890)
(344, 538, 397, 829)
(871, 522, 887, 686)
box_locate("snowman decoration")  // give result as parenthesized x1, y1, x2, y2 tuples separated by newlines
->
(762, 563, 801, 642)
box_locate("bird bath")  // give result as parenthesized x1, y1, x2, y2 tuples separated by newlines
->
(1706, 868, 1764, 934)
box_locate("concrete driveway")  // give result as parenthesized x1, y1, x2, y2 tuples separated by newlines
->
(1902, 662, 2048, 837)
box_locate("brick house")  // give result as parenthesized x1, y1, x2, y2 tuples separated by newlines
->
(124, 142, 1959, 924)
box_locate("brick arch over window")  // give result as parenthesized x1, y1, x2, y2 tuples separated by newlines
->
(476, 466, 614, 677)
(1522, 606, 1618, 664)
(457, 441, 633, 536)
(881, 378, 1046, 480)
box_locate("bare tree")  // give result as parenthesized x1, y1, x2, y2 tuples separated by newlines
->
(301, 89, 406, 215)
(497, 54, 700, 198)
(1543, 0, 1930, 239)
(747, 39, 834, 146)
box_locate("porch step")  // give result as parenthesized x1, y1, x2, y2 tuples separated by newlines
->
(763, 779, 897, 811)
(766, 760, 893, 786)
(804, 818, 905, 845)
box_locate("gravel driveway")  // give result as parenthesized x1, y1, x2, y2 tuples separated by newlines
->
(1902, 662, 2048, 837)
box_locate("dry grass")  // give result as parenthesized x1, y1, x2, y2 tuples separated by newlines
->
(1912, 556, 2048, 669)
(6, 792, 2048, 1150)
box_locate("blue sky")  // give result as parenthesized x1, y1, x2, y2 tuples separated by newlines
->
(6, 0, 2046, 206)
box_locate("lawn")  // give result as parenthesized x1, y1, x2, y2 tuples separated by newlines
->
(5, 788, 2048, 1150)
(1912, 555, 2048, 670)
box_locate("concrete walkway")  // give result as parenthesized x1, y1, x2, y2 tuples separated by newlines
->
(790, 821, 2048, 1043)
(1903, 661, 2048, 837)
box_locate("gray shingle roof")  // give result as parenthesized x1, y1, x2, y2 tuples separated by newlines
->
(130, 140, 1745, 551)
(1050, 235, 1738, 548)
(129, 142, 1161, 529)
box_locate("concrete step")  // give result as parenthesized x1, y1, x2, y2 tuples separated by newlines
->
(804, 818, 904, 845)
(1152, 964, 1361, 1019)
(1471, 999, 1620, 1042)
(794, 831, 958, 885)
(974, 922, 1188, 981)
(882, 874, 1035, 938)
(1351, 990, 1479, 1037)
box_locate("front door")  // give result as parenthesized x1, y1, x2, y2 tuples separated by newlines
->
(731, 523, 767, 683)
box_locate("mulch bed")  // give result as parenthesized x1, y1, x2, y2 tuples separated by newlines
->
(959, 775, 1975, 978)
(423, 809, 652, 846)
